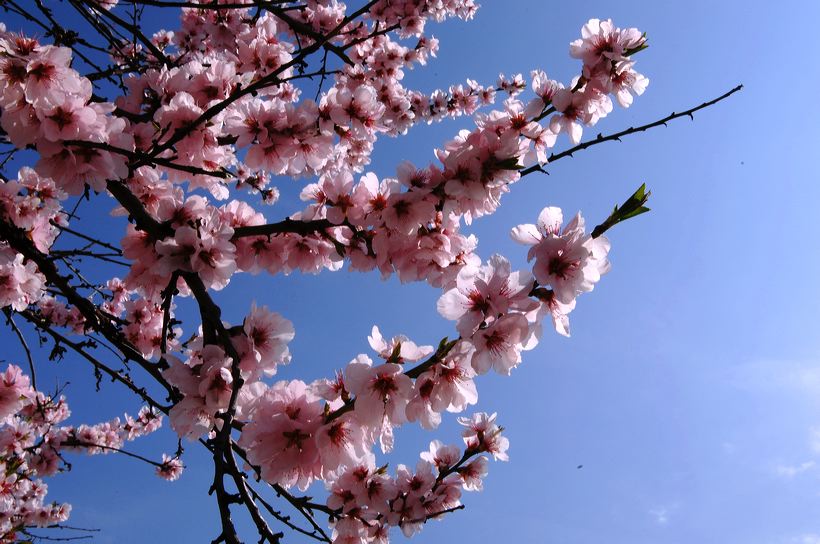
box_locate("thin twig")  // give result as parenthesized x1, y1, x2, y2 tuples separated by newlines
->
(521, 84, 744, 176)
(3, 308, 37, 389)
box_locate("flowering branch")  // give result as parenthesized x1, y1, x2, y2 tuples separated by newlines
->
(521, 84, 744, 176)
(0, 6, 740, 543)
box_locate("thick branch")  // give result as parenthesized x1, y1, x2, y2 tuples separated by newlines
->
(232, 218, 333, 239)
(222, 441, 284, 543)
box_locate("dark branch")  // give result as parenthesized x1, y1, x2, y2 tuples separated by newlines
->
(521, 84, 744, 176)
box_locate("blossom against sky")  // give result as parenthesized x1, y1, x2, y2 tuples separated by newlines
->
(1, 1, 819, 543)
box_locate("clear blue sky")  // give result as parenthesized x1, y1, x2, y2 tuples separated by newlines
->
(4, 2, 820, 543)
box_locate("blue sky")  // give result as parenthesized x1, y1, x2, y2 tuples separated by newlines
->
(3, 1, 820, 543)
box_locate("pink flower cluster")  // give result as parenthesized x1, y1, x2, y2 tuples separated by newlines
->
(0, 245, 44, 313)
(325, 412, 504, 543)
(228, 323, 511, 510)
(212, 205, 609, 520)
(0, 32, 128, 194)
(254, 17, 645, 288)
(33, 296, 86, 335)
(0, 168, 66, 253)
(0, 7, 652, 542)
(163, 304, 294, 438)
(0, 167, 68, 312)
(512, 207, 611, 336)
(434, 205, 611, 377)
(0, 12, 646, 329)
(0, 364, 174, 541)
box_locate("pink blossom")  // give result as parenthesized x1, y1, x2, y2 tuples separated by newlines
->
(530, 288, 577, 338)
(197, 345, 234, 413)
(570, 19, 646, 77)
(123, 299, 166, 359)
(425, 341, 478, 413)
(458, 412, 509, 461)
(420, 440, 462, 473)
(437, 254, 537, 337)
(0, 365, 32, 421)
(326, 85, 385, 136)
(238, 380, 323, 490)
(164, 356, 217, 439)
(239, 304, 294, 378)
(407, 342, 478, 428)
(470, 313, 532, 375)
(458, 456, 489, 491)
(367, 326, 433, 363)
(381, 190, 436, 235)
(156, 454, 184, 481)
(525, 69, 563, 117)
(396, 460, 436, 499)
(345, 355, 413, 452)
(0, 245, 44, 311)
(549, 88, 589, 145)
(23, 46, 80, 106)
(154, 208, 237, 291)
(512, 207, 611, 305)
(405, 372, 441, 429)
(315, 415, 369, 476)
(36, 87, 99, 142)
(609, 67, 649, 108)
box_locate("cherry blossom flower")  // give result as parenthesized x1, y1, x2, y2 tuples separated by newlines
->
(570, 19, 646, 77)
(345, 355, 413, 452)
(437, 254, 537, 337)
(0, 366, 33, 421)
(368, 326, 433, 363)
(458, 456, 489, 491)
(469, 313, 533, 375)
(238, 304, 294, 378)
(458, 412, 509, 461)
(420, 440, 462, 473)
(315, 415, 369, 476)
(0, 245, 44, 312)
(238, 380, 324, 490)
(156, 455, 184, 481)
(512, 206, 611, 305)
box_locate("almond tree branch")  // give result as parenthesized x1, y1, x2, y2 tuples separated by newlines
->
(222, 440, 284, 543)
(232, 218, 333, 239)
(137, 0, 381, 164)
(17, 309, 172, 412)
(73, 0, 173, 67)
(521, 84, 744, 176)
(0, 218, 174, 397)
(56, 438, 165, 467)
(3, 308, 37, 389)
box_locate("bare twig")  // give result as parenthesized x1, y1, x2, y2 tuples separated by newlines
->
(521, 85, 745, 176)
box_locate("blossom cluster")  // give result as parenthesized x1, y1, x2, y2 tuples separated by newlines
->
(0, 30, 129, 194)
(0, 4, 650, 542)
(149, 200, 608, 543)
(0, 167, 67, 311)
(326, 413, 504, 542)
(0, 364, 174, 541)
(1, 11, 646, 302)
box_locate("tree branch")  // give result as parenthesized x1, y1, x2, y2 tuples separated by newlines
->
(521, 84, 744, 176)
